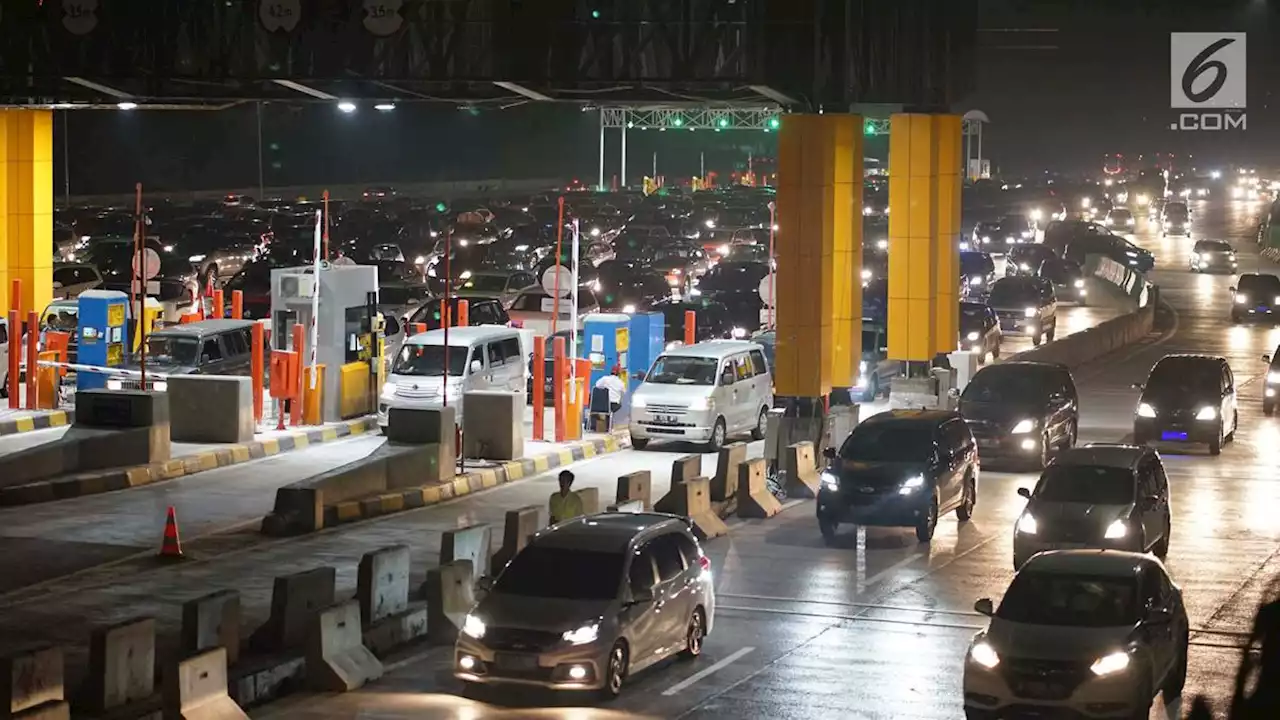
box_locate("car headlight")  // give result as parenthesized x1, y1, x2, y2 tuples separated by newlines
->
(862, 269, 873, 280)
(969, 276, 983, 286)
(1274, 295, 1280, 305)
(705, 219, 716, 228)
(898, 474, 925, 495)
(1023, 307, 1036, 318)
(1016, 513, 1038, 535)
(1011, 419, 1035, 434)
(821, 471, 839, 491)
(1195, 406, 1217, 421)
(876, 239, 888, 250)
(718, 244, 730, 255)
(188, 254, 207, 263)
(459, 270, 472, 280)
(562, 623, 600, 645)
(1268, 371, 1280, 384)
(970, 641, 1000, 669)
(967, 331, 980, 341)
(1127, 218, 1134, 225)
(427, 266, 438, 277)
(631, 396, 647, 408)
(1137, 402, 1156, 418)
(981, 235, 991, 244)
(688, 396, 712, 411)
(1190, 252, 1201, 262)
(622, 304, 637, 314)
(1236, 293, 1248, 304)
(1104, 519, 1128, 539)
(462, 614, 486, 639)
(1073, 279, 1085, 288)
(1090, 651, 1130, 677)
(1030, 209, 1042, 220)
(381, 382, 397, 398)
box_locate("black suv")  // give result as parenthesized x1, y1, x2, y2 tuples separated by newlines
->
(988, 277, 1058, 346)
(817, 410, 979, 543)
(1133, 354, 1239, 455)
(1261, 345, 1280, 415)
(1005, 245, 1057, 277)
(959, 361, 1079, 469)
(1230, 273, 1280, 323)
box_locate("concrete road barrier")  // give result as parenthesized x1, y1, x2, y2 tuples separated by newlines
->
(1, 644, 69, 719)
(608, 500, 645, 512)
(385, 406, 454, 446)
(247, 567, 335, 654)
(181, 590, 241, 667)
(424, 560, 476, 644)
(163, 647, 247, 720)
(655, 477, 728, 540)
(491, 506, 543, 571)
(167, 375, 255, 444)
(784, 442, 820, 499)
(440, 525, 492, 581)
(86, 616, 155, 713)
(616, 471, 652, 510)
(461, 391, 523, 460)
(357, 546, 411, 626)
(713, 443, 747, 502)
(577, 486, 600, 515)
(670, 454, 702, 486)
(1010, 299, 1156, 368)
(306, 601, 384, 692)
(737, 458, 782, 519)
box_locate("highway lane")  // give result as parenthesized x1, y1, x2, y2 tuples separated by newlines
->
(247, 197, 1279, 720)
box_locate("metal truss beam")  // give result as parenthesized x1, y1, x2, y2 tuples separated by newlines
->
(601, 105, 781, 130)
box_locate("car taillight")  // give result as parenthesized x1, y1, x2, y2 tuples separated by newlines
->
(698, 555, 711, 572)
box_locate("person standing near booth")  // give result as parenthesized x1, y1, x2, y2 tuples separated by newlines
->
(594, 364, 626, 413)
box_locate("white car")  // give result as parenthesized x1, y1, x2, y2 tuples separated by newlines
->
(964, 550, 1188, 719)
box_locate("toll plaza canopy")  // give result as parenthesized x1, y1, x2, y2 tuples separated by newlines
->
(0, 0, 975, 108)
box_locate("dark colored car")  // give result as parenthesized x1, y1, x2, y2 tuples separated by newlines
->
(959, 302, 1001, 362)
(1005, 245, 1057, 277)
(405, 295, 510, 330)
(653, 298, 735, 345)
(1229, 273, 1280, 323)
(855, 324, 901, 402)
(959, 361, 1079, 468)
(988, 277, 1058, 346)
(817, 409, 979, 543)
(593, 260, 670, 312)
(1133, 354, 1239, 455)
(1261, 345, 1280, 415)
(960, 251, 996, 298)
(1035, 255, 1087, 306)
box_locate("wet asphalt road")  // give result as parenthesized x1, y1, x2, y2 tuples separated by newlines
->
(249, 195, 1279, 720)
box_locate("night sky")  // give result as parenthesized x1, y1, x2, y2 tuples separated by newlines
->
(54, 0, 1280, 196)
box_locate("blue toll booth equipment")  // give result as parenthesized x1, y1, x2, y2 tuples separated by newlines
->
(627, 312, 666, 379)
(582, 314, 631, 391)
(76, 290, 128, 392)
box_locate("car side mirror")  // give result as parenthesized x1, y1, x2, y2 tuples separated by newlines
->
(947, 387, 960, 399)
(470, 359, 483, 374)
(823, 446, 837, 460)
(974, 598, 995, 617)
(384, 317, 402, 337)
(633, 370, 646, 381)
(1131, 383, 1144, 391)
(1017, 487, 1031, 499)
(1229, 286, 1236, 294)
(476, 575, 494, 593)
(1263, 355, 1272, 364)
(1142, 494, 1160, 509)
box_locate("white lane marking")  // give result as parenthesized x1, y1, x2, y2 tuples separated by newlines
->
(661, 646, 755, 696)
(862, 549, 926, 588)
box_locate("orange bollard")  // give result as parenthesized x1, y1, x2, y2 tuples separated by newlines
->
(230, 290, 243, 320)
(290, 324, 305, 426)
(24, 311, 37, 410)
(179, 313, 200, 324)
(532, 336, 546, 440)
(412, 322, 426, 335)
(456, 299, 469, 327)
(553, 337, 567, 442)
(684, 310, 696, 345)
(269, 349, 297, 431)
(210, 289, 224, 320)
(45, 332, 70, 377)
(7, 310, 20, 409)
(251, 322, 265, 424)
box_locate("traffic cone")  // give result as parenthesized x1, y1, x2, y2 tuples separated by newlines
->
(159, 506, 184, 559)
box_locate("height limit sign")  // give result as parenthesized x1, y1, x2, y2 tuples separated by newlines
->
(1169, 33, 1246, 132)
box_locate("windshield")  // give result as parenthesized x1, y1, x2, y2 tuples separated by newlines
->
(391, 344, 469, 377)
(1238, 275, 1280, 295)
(43, 306, 80, 331)
(494, 546, 624, 600)
(960, 305, 988, 326)
(1034, 465, 1135, 504)
(962, 367, 1053, 403)
(960, 254, 992, 274)
(838, 422, 935, 462)
(646, 356, 719, 385)
(1145, 358, 1219, 396)
(988, 281, 1038, 306)
(862, 329, 884, 353)
(145, 336, 200, 365)
(1194, 241, 1231, 252)
(461, 275, 509, 292)
(998, 572, 1139, 627)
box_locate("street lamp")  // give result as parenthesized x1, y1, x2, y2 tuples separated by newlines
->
(337, 101, 357, 113)
(116, 102, 138, 110)
(374, 103, 396, 112)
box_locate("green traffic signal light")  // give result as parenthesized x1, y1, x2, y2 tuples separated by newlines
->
(591, 9, 600, 18)
(717, 117, 729, 128)
(435, 202, 447, 212)
(865, 121, 876, 135)
(672, 117, 684, 127)
(768, 117, 780, 129)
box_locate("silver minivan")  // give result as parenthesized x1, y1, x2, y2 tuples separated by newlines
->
(629, 340, 772, 451)
(455, 513, 715, 698)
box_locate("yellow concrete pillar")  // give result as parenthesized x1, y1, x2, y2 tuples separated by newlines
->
(775, 114, 862, 398)
(887, 113, 961, 361)
(0, 109, 54, 316)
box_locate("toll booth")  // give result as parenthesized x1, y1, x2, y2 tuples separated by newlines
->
(270, 264, 379, 422)
(583, 314, 631, 391)
(626, 312, 666, 378)
(76, 290, 128, 391)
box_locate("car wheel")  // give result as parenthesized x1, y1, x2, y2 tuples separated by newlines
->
(1066, 420, 1078, 449)
(1265, 401, 1275, 417)
(915, 494, 938, 542)
(630, 437, 649, 451)
(1162, 627, 1189, 698)
(863, 374, 879, 403)
(600, 641, 629, 700)
(751, 407, 767, 441)
(1131, 678, 1153, 720)
(1209, 424, 1223, 456)
(1227, 411, 1238, 442)
(706, 417, 727, 452)
(460, 681, 484, 700)
(679, 608, 706, 660)
(956, 475, 975, 521)
(818, 515, 838, 544)
(1032, 331, 1043, 346)
(1152, 515, 1171, 558)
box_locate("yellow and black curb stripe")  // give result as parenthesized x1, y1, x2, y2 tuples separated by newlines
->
(322, 433, 628, 527)
(0, 417, 377, 507)
(0, 410, 72, 438)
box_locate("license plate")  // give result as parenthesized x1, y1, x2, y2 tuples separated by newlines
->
(1017, 680, 1066, 699)
(1161, 430, 1189, 441)
(653, 415, 679, 425)
(494, 653, 538, 671)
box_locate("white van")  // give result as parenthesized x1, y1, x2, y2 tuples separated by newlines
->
(378, 326, 528, 431)
(629, 340, 772, 451)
